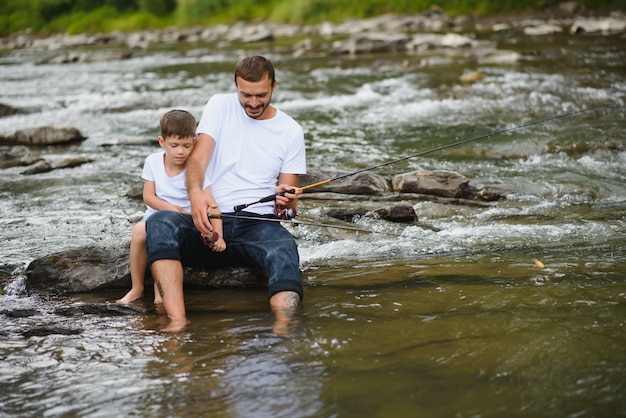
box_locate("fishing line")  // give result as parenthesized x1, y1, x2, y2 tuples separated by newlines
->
(233, 101, 618, 212)
(208, 212, 387, 235)
(198, 212, 421, 245)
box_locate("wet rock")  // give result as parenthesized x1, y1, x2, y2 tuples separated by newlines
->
(24, 240, 267, 294)
(36, 50, 133, 65)
(327, 204, 416, 224)
(326, 208, 368, 222)
(392, 169, 471, 199)
(331, 32, 410, 55)
(0, 103, 23, 117)
(0, 308, 40, 318)
(55, 302, 147, 316)
(20, 156, 93, 175)
(1, 263, 21, 287)
(374, 204, 417, 223)
(474, 187, 508, 202)
(327, 172, 390, 195)
(52, 156, 93, 169)
(241, 27, 275, 43)
(301, 171, 390, 195)
(26, 241, 132, 293)
(20, 160, 52, 174)
(570, 16, 626, 34)
(126, 185, 144, 200)
(524, 24, 564, 36)
(5, 125, 87, 146)
(459, 70, 483, 82)
(476, 50, 521, 65)
(22, 327, 82, 338)
(408, 33, 485, 51)
(0, 146, 43, 168)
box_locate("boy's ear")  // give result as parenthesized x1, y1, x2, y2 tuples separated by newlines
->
(157, 135, 165, 146)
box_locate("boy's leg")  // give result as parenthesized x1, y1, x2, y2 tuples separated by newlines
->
(117, 221, 147, 303)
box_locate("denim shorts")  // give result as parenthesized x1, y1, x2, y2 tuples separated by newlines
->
(145, 210, 303, 300)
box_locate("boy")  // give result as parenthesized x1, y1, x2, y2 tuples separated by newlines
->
(117, 109, 225, 304)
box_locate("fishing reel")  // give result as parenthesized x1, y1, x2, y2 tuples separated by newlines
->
(201, 231, 219, 248)
(276, 206, 297, 220)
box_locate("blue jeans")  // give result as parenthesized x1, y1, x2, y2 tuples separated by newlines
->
(145, 210, 303, 300)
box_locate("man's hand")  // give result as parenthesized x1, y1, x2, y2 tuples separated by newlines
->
(189, 189, 214, 235)
(275, 183, 301, 209)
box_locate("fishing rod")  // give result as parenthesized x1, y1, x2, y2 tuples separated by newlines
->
(233, 101, 617, 212)
(207, 212, 386, 235)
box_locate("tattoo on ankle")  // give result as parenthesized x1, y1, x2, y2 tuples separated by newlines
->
(284, 293, 299, 308)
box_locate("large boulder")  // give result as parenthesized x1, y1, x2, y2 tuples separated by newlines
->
(391, 169, 471, 198)
(301, 171, 390, 195)
(25, 240, 266, 294)
(4, 125, 86, 146)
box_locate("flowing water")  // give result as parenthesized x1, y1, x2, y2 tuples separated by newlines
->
(1, 28, 625, 417)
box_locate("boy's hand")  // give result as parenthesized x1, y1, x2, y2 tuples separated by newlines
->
(211, 238, 226, 252)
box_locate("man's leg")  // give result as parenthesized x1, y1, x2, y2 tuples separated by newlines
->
(269, 290, 300, 335)
(151, 259, 186, 320)
(233, 216, 303, 333)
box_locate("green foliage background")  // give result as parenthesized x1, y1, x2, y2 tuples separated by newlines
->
(0, 0, 621, 37)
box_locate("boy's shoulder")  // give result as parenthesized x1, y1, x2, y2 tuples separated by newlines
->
(144, 151, 165, 165)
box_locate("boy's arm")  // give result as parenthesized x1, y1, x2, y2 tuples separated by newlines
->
(143, 180, 184, 212)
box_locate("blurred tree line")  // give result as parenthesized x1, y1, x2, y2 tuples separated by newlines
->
(0, 0, 621, 37)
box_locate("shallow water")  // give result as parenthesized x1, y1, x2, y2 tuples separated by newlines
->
(1, 29, 625, 417)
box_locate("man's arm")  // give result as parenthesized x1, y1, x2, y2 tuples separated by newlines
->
(187, 133, 217, 234)
(275, 173, 300, 209)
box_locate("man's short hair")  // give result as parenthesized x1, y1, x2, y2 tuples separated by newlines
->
(234, 55, 276, 86)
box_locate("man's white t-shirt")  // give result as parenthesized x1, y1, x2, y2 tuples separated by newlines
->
(196, 93, 306, 215)
(141, 151, 191, 220)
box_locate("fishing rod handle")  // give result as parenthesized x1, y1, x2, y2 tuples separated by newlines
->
(233, 188, 296, 212)
(261, 188, 296, 202)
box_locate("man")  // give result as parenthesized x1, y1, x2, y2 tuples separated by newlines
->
(146, 56, 306, 333)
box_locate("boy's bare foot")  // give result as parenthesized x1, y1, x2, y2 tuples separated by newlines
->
(116, 289, 144, 304)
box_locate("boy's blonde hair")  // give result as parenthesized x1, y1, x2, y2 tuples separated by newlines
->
(160, 109, 196, 139)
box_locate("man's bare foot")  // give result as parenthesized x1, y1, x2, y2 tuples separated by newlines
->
(272, 317, 290, 336)
(116, 289, 144, 304)
(160, 318, 188, 333)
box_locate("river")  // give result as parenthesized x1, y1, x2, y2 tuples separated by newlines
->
(1, 24, 625, 417)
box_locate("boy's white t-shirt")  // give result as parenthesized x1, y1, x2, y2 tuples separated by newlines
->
(141, 151, 191, 220)
(196, 93, 306, 215)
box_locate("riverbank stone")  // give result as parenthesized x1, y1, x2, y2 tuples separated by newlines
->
(392, 170, 471, 198)
(1, 125, 87, 146)
(24, 240, 267, 294)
